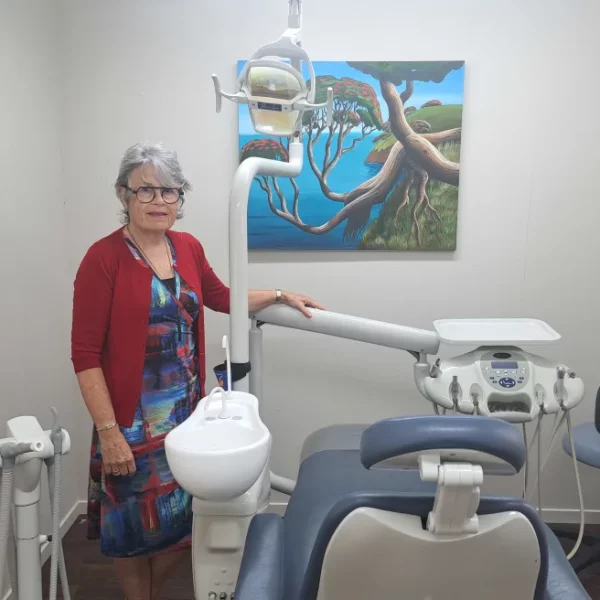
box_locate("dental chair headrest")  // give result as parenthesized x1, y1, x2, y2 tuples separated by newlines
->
(360, 416, 526, 473)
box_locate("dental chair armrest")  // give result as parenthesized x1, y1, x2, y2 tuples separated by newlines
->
(234, 514, 284, 600)
(544, 525, 591, 600)
(360, 416, 526, 472)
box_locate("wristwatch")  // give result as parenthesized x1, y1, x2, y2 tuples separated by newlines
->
(275, 289, 282, 303)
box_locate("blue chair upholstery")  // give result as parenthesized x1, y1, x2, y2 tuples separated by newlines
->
(233, 514, 284, 600)
(361, 414, 526, 471)
(557, 386, 600, 573)
(235, 416, 591, 600)
(562, 422, 600, 468)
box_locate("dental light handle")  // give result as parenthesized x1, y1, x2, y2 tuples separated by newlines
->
(211, 74, 247, 112)
(212, 75, 222, 113)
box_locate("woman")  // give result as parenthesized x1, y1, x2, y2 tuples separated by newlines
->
(71, 142, 323, 600)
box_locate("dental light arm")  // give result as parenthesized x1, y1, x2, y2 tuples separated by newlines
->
(254, 305, 441, 355)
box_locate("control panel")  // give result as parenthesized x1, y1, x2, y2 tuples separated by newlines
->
(480, 350, 529, 392)
(417, 346, 585, 423)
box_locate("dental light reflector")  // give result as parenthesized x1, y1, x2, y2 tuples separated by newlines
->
(212, 2, 333, 138)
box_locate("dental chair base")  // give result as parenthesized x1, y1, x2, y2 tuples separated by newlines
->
(191, 472, 270, 600)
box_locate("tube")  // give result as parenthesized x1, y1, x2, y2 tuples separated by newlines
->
(0, 457, 15, 597)
(566, 412, 585, 561)
(49, 455, 60, 600)
(522, 423, 528, 498)
(8, 511, 18, 599)
(527, 411, 567, 503)
(270, 472, 296, 496)
(47, 425, 70, 600)
(47, 458, 70, 600)
(537, 414, 542, 515)
(249, 320, 263, 399)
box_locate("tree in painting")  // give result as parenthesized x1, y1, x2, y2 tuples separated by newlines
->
(239, 60, 464, 250)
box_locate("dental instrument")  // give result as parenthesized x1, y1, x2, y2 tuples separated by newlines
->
(0, 410, 71, 600)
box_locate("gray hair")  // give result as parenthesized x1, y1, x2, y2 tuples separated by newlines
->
(115, 142, 192, 223)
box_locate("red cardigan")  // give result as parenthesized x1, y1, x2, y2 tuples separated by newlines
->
(71, 228, 230, 427)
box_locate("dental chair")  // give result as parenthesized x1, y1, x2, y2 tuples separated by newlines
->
(555, 385, 600, 573)
(234, 416, 590, 600)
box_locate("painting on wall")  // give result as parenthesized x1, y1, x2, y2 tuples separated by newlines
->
(238, 61, 465, 251)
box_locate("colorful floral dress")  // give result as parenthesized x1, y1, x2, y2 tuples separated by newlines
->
(87, 238, 201, 558)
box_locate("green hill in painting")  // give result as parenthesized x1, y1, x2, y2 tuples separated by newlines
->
(367, 104, 463, 163)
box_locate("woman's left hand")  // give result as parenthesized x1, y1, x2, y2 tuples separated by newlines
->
(280, 291, 325, 318)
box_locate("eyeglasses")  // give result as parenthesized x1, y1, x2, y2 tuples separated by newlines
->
(123, 186, 183, 204)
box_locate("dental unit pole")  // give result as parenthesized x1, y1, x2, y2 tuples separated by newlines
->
(0, 410, 71, 600)
(227, 142, 303, 393)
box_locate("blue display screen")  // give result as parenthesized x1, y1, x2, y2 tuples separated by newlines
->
(492, 361, 518, 369)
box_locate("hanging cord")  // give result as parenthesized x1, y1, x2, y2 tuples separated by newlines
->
(7, 507, 18, 599)
(537, 414, 543, 514)
(522, 423, 528, 499)
(566, 411, 585, 560)
(527, 411, 567, 502)
(47, 413, 71, 600)
(525, 416, 542, 511)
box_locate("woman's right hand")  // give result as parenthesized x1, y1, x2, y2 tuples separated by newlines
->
(99, 428, 136, 476)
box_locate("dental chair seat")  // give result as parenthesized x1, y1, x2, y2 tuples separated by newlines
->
(235, 419, 591, 600)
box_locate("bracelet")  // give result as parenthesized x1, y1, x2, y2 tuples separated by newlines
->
(275, 289, 282, 303)
(96, 421, 116, 432)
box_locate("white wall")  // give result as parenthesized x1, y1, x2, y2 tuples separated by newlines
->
(0, 1, 87, 596)
(60, 0, 600, 518)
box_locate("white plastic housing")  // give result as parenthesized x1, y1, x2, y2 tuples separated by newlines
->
(316, 510, 540, 600)
(433, 318, 561, 345)
(230, 143, 304, 392)
(254, 304, 441, 355)
(418, 347, 585, 422)
(164, 391, 272, 501)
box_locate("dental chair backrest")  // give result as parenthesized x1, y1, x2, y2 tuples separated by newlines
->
(310, 416, 547, 600)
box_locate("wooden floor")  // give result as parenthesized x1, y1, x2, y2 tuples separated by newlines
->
(40, 518, 600, 599)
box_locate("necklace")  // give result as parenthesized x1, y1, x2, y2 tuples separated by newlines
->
(126, 225, 173, 279)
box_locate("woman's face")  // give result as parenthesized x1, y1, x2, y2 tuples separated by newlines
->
(122, 165, 179, 233)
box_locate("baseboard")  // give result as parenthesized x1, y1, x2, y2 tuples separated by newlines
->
(543, 508, 600, 525)
(1, 500, 87, 600)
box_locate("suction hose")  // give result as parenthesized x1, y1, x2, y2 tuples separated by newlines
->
(7, 509, 18, 600)
(0, 457, 15, 597)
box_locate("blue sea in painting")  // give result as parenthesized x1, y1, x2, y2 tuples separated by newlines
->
(243, 132, 383, 250)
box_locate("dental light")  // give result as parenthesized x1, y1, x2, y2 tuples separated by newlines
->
(212, 0, 332, 138)
(211, 0, 333, 392)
